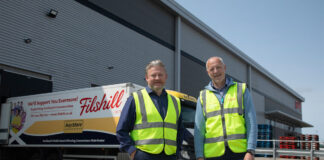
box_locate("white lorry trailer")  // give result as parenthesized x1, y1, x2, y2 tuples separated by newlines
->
(0, 83, 196, 160)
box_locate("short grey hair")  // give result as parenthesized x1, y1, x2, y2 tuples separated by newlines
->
(206, 56, 225, 69)
(145, 60, 166, 75)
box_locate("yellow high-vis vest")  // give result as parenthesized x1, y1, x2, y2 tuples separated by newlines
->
(130, 89, 181, 155)
(200, 82, 247, 158)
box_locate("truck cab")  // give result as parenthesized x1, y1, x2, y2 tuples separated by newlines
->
(166, 90, 197, 160)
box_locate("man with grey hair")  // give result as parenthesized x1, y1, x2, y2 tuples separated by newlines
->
(117, 60, 184, 160)
(194, 56, 257, 160)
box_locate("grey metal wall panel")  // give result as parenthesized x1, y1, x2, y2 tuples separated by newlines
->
(265, 98, 301, 119)
(181, 21, 247, 82)
(180, 54, 210, 97)
(89, 0, 175, 47)
(251, 68, 300, 115)
(252, 91, 266, 124)
(0, 0, 174, 92)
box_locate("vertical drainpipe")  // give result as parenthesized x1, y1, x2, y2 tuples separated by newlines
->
(174, 16, 181, 91)
(248, 64, 252, 92)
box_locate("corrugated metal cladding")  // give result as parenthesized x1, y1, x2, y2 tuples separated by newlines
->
(181, 21, 248, 82)
(0, 0, 174, 92)
(252, 91, 266, 123)
(181, 54, 210, 97)
(88, 0, 175, 48)
(251, 68, 301, 114)
(265, 98, 301, 119)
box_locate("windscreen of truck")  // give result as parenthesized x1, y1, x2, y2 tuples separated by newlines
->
(180, 98, 196, 128)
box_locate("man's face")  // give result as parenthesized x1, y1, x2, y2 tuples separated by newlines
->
(206, 58, 226, 84)
(145, 66, 167, 92)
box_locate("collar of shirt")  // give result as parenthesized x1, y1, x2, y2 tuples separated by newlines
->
(207, 77, 232, 105)
(145, 86, 167, 97)
(211, 77, 230, 93)
(145, 86, 168, 119)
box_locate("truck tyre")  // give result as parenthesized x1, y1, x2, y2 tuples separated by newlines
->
(117, 152, 130, 160)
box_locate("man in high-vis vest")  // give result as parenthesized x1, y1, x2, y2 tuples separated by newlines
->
(195, 57, 257, 160)
(116, 60, 183, 160)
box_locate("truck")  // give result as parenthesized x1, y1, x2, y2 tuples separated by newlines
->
(0, 83, 196, 160)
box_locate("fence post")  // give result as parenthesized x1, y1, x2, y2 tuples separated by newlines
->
(273, 140, 276, 160)
(310, 140, 313, 160)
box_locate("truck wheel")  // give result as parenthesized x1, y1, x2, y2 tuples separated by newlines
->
(117, 152, 130, 160)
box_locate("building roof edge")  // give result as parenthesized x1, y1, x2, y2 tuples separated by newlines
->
(160, 0, 304, 101)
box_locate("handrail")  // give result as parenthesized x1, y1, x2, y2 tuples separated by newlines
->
(255, 139, 323, 160)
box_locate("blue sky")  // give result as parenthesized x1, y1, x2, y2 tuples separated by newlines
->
(175, 0, 324, 140)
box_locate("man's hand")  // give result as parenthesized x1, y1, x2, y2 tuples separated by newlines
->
(244, 152, 254, 160)
(197, 158, 204, 160)
(130, 150, 136, 160)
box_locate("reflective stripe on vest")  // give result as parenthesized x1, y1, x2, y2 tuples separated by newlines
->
(200, 82, 247, 158)
(130, 89, 180, 155)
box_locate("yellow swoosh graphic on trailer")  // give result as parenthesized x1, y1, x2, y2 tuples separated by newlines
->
(24, 117, 120, 135)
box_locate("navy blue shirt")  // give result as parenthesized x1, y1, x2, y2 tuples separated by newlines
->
(116, 86, 184, 156)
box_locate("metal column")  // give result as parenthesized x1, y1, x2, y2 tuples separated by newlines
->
(247, 65, 252, 92)
(174, 16, 181, 91)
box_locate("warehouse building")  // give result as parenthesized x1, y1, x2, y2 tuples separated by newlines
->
(0, 0, 312, 139)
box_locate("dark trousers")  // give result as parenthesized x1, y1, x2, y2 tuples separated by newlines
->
(134, 149, 176, 160)
(206, 147, 246, 160)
